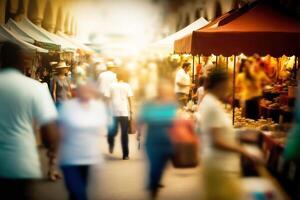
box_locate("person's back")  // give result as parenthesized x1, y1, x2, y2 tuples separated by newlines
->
(0, 70, 57, 177)
(59, 98, 109, 166)
(108, 81, 132, 117)
(97, 70, 117, 96)
(0, 42, 59, 199)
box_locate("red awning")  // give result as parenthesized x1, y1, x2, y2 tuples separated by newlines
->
(174, 1, 300, 57)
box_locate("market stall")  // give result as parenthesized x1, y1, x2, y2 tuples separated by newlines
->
(174, 0, 300, 122)
(0, 25, 48, 53)
(174, 1, 300, 199)
(148, 17, 208, 55)
(0, 25, 48, 78)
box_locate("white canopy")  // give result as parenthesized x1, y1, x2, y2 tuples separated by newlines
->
(57, 31, 94, 52)
(5, 19, 34, 44)
(148, 17, 208, 54)
(0, 25, 48, 53)
(19, 18, 77, 51)
(6, 19, 55, 45)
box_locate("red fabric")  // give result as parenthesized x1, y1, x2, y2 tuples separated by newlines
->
(174, 1, 300, 57)
(169, 119, 198, 144)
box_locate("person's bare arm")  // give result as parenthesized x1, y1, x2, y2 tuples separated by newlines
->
(210, 128, 263, 163)
(211, 128, 244, 153)
(177, 82, 195, 87)
(52, 81, 57, 102)
(40, 121, 61, 181)
(128, 97, 133, 118)
(67, 80, 72, 98)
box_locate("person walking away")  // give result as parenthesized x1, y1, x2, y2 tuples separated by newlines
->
(198, 68, 263, 200)
(0, 42, 60, 199)
(58, 81, 111, 200)
(105, 70, 133, 160)
(174, 62, 194, 107)
(138, 79, 177, 199)
(52, 61, 72, 108)
(97, 62, 117, 98)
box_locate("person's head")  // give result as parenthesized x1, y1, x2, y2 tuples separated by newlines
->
(55, 61, 70, 75)
(76, 81, 98, 102)
(202, 56, 209, 64)
(0, 41, 28, 71)
(198, 76, 205, 87)
(205, 68, 230, 102)
(239, 59, 247, 73)
(182, 62, 191, 73)
(116, 69, 129, 82)
(244, 59, 255, 81)
(156, 78, 175, 102)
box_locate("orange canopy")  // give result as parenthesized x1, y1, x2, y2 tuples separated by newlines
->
(174, 1, 300, 57)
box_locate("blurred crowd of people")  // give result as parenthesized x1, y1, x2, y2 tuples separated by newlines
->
(0, 42, 134, 200)
(0, 41, 299, 200)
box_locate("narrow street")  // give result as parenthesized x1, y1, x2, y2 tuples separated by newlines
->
(34, 134, 202, 200)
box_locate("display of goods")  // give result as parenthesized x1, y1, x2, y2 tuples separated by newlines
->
(233, 108, 278, 130)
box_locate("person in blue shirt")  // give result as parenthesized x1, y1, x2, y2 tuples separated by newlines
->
(138, 79, 177, 199)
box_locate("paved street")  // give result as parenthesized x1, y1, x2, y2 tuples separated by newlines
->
(33, 134, 202, 200)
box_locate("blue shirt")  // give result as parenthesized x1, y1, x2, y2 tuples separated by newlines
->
(139, 102, 177, 148)
(0, 69, 58, 178)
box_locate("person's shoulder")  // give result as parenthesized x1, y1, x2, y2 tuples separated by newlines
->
(22, 76, 47, 92)
(122, 82, 131, 87)
(176, 68, 184, 74)
(62, 99, 78, 107)
(91, 99, 106, 109)
(201, 94, 218, 107)
(109, 81, 118, 87)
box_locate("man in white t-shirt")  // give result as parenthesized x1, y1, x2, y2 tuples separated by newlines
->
(0, 42, 60, 199)
(175, 62, 194, 106)
(105, 70, 133, 160)
(97, 64, 117, 97)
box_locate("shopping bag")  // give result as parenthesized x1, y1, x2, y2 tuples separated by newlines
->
(169, 118, 199, 168)
(128, 118, 136, 134)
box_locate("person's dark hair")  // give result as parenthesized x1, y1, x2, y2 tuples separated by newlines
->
(244, 62, 255, 82)
(239, 59, 247, 73)
(0, 41, 23, 70)
(182, 62, 191, 70)
(198, 76, 205, 86)
(204, 68, 229, 91)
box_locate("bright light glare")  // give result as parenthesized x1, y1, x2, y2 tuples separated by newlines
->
(71, 0, 163, 55)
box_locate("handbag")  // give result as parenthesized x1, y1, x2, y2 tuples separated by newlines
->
(169, 117, 199, 168)
(128, 117, 136, 134)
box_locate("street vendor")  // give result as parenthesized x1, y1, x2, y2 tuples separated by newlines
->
(174, 62, 194, 107)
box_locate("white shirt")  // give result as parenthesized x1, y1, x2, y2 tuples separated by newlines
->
(198, 93, 240, 172)
(105, 81, 133, 117)
(196, 86, 205, 106)
(0, 69, 58, 178)
(175, 68, 191, 94)
(58, 99, 111, 166)
(97, 71, 117, 95)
